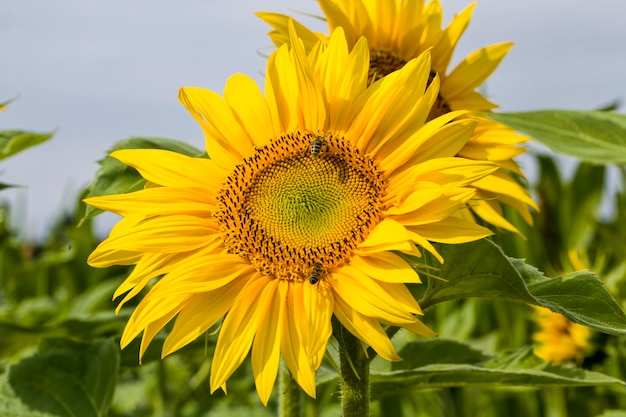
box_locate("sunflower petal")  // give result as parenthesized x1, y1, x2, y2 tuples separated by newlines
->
(224, 74, 276, 148)
(333, 294, 401, 362)
(330, 266, 420, 324)
(251, 279, 282, 405)
(350, 252, 421, 284)
(85, 187, 216, 218)
(210, 274, 270, 392)
(280, 280, 317, 398)
(111, 148, 226, 190)
(443, 42, 513, 98)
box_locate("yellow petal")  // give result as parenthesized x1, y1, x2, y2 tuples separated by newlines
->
(359, 218, 410, 249)
(332, 294, 401, 361)
(147, 256, 254, 299)
(302, 280, 334, 370)
(319, 0, 362, 47)
(472, 170, 538, 210)
(90, 215, 218, 256)
(251, 279, 282, 405)
(405, 229, 444, 264)
(350, 252, 421, 284)
(387, 189, 475, 226)
(431, 3, 475, 71)
(111, 148, 226, 190)
(121, 293, 192, 349)
(178, 86, 254, 162)
(330, 266, 420, 324)
(350, 53, 432, 154)
(84, 187, 216, 218)
(255, 12, 325, 50)
(446, 90, 499, 112)
(399, 319, 437, 338)
(210, 274, 271, 392)
(162, 276, 249, 357)
(316, 30, 369, 131)
(87, 216, 144, 267)
(138, 307, 181, 362)
(265, 44, 301, 133)
(469, 198, 521, 234)
(409, 217, 493, 244)
(280, 280, 317, 398)
(401, 118, 476, 167)
(288, 20, 327, 132)
(390, 158, 499, 197)
(442, 42, 513, 98)
(114, 252, 184, 311)
(224, 73, 276, 148)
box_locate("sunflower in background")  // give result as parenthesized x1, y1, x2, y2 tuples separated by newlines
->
(533, 306, 592, 364)
(86, 26, 500, 404)
(257, 0, 538, 233)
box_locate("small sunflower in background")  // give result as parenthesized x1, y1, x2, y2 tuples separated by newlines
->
(533, 307, 592, 364)
(86, 25, 500, 404)
(257, 0, 538, 233)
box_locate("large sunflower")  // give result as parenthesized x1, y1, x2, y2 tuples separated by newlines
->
(86, 26, 499, 404)
(257, 0, 538, 233)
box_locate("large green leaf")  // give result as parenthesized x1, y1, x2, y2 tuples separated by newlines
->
(417, 239, 536, 308)
(0, 130, 53, 161)
(485, 110, 626, 164)
(79, 137, 203, 224)
(417, 240, 626, 335)
(8, 338, 119, 417)
(370, 341, 624, 399)
(525, 270, 626, 336)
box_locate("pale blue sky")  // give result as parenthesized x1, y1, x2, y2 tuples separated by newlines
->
(2, 0, 626, 239)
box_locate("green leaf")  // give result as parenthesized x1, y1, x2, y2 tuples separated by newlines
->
(79, 137, 203, 224)
(393, 339, 492, 370)
(8, 338, 119, 417)
(417, 240, 626, 335)
(526, 270, 626, 336)
(371, 343, 624, 399)
(0, 130, 53, 161)
(417, 239, 536, 309)
(485, 110, 626, 164)
(0, 181, 19, 190)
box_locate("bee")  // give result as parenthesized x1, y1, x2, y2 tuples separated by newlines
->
(308, 263, 324, 285)
(311, 135, 325, 157)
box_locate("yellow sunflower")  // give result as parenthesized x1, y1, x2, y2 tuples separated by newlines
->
(257, 0, 538, 233)
(86, 26, 499, 404)
(533, 307, 592, 364)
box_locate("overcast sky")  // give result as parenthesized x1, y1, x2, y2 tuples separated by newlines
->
(2, 0, 626, 239)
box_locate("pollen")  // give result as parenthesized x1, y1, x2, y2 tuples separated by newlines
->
(216, 131, 385, 281)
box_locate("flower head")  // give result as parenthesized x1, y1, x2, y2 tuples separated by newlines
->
(533, 307, 592, 364)
(257, 0, 538, 232)
(86, 26, 498, 404)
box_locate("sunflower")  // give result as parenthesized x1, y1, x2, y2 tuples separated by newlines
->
(533, 307, 592, 364)
(86, 25, 499, 404)
(257, 0, 538, 233)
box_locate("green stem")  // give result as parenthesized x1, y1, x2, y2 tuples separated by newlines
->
(336, 321, 370, 417)
(279, 367, 302, 417)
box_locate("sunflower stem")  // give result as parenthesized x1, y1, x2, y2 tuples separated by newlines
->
(336, 322, 370, 417)
(279, 367, 302, 417)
